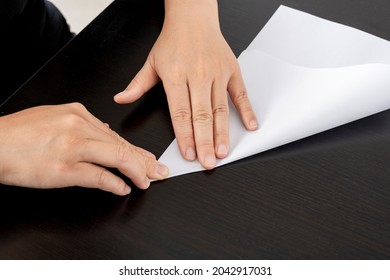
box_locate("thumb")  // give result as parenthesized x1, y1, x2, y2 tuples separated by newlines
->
(114, 60, 160, 104)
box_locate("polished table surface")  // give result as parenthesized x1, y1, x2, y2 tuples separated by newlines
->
(1, 0, 390, 259)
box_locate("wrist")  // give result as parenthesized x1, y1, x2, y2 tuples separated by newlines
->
(0, 116, 11, 185)
(164, 0, 220, 30)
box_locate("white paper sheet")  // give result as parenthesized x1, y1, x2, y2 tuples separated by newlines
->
(158, 5, 390, 178)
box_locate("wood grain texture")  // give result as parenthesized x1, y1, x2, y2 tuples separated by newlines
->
(0, 0, 389, 259)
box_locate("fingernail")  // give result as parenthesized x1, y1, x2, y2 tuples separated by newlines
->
(124, 186, 131, 195)
(249, 119, 258, 130)
(156, 164, 169, 177)
(185, 147, 196, 161)
(204, 154, 216, 169)
(217, 144, 228, 157)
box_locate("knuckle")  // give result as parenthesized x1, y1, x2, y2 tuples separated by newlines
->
(193, 110, 213, 125)
(62, 112, 86, 130)
(116, 142, 131, 163)
(232, 90, 249, 105)
(163, 64, 185, 86)
(68, 102, 86, 112)
(96, 168, 109, 187)
(193, 64, 212, 83)
(172, 109, 192, 123)
(52, 161, 71, 176)
(213, 104, 229, 116)
(195, 68, 207, 80)
(167, 66, 184, 83)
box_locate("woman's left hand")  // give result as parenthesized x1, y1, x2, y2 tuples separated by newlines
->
(114, 0, 258, 170)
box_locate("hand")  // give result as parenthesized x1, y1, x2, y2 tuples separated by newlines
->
(114, 0, 258, 170)
(0, 103, 169, 195)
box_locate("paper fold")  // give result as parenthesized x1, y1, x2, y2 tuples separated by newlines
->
(158, 6, 390, 178)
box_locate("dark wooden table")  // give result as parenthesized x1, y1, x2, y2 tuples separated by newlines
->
(1, 0, 389, 259)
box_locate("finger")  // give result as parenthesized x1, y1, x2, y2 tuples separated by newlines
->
(114, 59, 160, 104)
(144, 156, 170, 180)
(96, 121, 167, 179)
(63, 103, 159, 166)
(77, 139, 150, 189)
(163, 81, 196, 161)
(211, 80, 230, 159)
(189, 80, 216, 169)
(134, 146, 156, 159)
(69, 163, 131, 196)
(227, 68, 258, 131)
(70, 110, 157, 162)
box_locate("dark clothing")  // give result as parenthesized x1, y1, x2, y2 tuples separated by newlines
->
(0, 0, 74, 104)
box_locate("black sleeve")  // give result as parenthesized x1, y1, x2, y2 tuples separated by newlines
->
(0, 0, 74, 104)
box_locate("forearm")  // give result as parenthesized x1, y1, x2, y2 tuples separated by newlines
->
(0, 117, 9, 185)
(0, 113, 19, 185)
